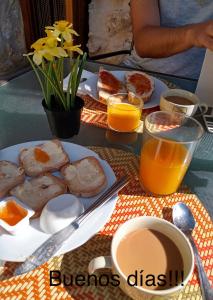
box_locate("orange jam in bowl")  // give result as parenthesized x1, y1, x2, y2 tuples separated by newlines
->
(0, 199, 27, 226)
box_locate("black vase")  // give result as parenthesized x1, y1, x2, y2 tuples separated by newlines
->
(42, 96, 84, 139)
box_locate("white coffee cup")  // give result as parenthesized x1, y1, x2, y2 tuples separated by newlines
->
(88, 216, 194, 300)
(160, 89, 207, 116)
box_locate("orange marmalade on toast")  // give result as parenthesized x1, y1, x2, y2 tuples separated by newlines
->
(34, 148, 50, 163)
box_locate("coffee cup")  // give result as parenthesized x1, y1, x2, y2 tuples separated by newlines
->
(160, 89, 207, 116)
(88, 216, 194, 300)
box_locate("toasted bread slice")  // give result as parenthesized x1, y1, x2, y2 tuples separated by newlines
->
(61, 156, 107, 197)
(10, 174, 67, 212)
(19, 140, 69, 177)
(0, 161, 25, 198)
(125, 71, 154, 103)
(97, 67, 126, 104)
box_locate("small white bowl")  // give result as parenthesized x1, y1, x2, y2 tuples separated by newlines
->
(0, 197, 34, 235)
(40, 194, 84, 234)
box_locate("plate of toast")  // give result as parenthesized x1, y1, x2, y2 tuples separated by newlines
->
(77, 68, 168, 109)
(0, 140, 117, 261)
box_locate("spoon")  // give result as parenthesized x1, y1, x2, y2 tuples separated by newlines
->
(172, 202, 213, 300)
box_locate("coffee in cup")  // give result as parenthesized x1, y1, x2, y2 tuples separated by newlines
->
(160, 89, 207, 116)
(88, 216, 194, 299)
(116, 228, 184, 290)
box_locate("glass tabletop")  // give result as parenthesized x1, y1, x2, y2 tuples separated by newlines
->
(0, 60, 212, 217)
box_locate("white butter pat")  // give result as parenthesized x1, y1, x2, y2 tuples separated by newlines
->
(40, 194, 84, 234)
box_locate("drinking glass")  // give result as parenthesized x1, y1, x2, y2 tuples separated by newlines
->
(139, 111, 204, 195)
(107, 93, 143, 132)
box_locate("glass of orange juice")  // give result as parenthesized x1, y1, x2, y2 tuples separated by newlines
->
(139, 111, 203, 195)
(107, 93, 143, 132)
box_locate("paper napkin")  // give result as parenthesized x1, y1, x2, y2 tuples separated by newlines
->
(63, 69, 96, 95)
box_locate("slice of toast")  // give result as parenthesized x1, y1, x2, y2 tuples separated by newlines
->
(97, 67, 126, 104)
(0, 161, 25, 198)
(125, 71, 154, 103)
(61, 156, 107, 197)
(10, 174, 67, 212)
(19, 140, 69, 177)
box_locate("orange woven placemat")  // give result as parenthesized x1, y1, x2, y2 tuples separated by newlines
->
(0, 147, 212, 300)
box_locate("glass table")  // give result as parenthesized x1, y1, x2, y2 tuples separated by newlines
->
(0, 60, 212, 217)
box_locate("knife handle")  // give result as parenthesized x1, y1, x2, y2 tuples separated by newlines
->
(14, 222, 78, 275)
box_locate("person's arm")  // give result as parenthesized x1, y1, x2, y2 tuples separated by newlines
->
(131, 0, 213, 58)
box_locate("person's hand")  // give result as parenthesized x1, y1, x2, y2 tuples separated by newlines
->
(189, 20, 213, 51)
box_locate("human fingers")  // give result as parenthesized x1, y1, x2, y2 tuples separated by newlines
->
(202, 35, 213, 51)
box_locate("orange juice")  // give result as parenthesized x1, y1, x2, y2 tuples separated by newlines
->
(140, 139, 190, 195)
(107, 103, 141, 132)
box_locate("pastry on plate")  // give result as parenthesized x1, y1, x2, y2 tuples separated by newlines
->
(0, 161, 25, 198)
(97, 67, 126, 104)
(19, 140, 69, 177)
(61, 156, 107, 197)
(125, 71, 154, 103)
(10, 174, 67, 213)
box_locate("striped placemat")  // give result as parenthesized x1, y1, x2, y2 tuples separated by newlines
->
(0, 147, 212, 300)
(80, 78, 177, 130)
(81, 94, 159, 131)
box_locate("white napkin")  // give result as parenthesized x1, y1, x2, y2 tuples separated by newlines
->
(63, 69, 96, 95)
(195, 49, 213, 106)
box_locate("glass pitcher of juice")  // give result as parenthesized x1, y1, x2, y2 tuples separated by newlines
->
(139, 111, 204, 195)
(107, 93, 143, 132)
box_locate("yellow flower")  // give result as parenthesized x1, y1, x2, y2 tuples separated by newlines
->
(46, 36, 58, 48)
(54, 20, 70, 32)
(29, 35, 68, 65)
(46, 20, 79, 42)
(31, 37, 47, 51)
(29, 38, 48, 65)
(63, 41, 83, 55)
(45, 29, 55, 38)
(44, 36, 68, 58)
(45, 29, 61, 42)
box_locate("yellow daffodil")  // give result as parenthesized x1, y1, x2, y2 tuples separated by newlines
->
(46, 20, 78, 42)
(29, 35, 68, 65)
(63, 41, 83, 55)
(32, 50, 46, 65)
(45, 36, 57, 48)
(44, 36, 68, 58)
(31, 37, 47, 50)
(45, 29, 61, 42)
(29, 38, 48, 65)
(25, 20, 87, 112)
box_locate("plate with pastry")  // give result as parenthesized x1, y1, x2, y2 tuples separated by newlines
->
(77, 68, 168, 109)
(0, 140, 117, 262)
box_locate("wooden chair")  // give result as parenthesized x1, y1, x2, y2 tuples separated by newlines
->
(66, 0, 132, 61)
(20, 0, 131, 61)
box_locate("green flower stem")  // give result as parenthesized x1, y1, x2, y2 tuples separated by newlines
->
(36, 63, 67, 110)
(60, 36, 64, 88)
(46, 61, 53, 106)
(76, 52, 87, 92)
(67, 56, 79, 109)
(51, 62, 67, 109)
(26, 56, 48, 106)
(53, 58, 65, 100)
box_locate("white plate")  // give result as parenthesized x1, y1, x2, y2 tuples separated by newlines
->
(0, 141, 117, 262)
(77, 70, 168, 109)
